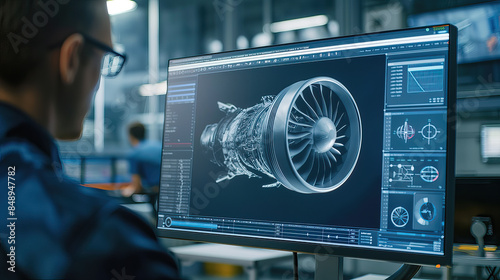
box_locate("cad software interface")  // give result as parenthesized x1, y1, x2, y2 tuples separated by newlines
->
(158, 26, 452, 257)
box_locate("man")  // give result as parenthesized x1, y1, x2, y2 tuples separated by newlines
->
(0, 1, 179, 279)
(121, 122, 162, 199)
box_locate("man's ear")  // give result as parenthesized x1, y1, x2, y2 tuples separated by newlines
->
(59, 33, 84, 85)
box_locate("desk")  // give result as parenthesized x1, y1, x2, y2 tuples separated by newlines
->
(83, 182, 129, 191)
(170, 243, 292, 280)
(444, 251, 500, 280)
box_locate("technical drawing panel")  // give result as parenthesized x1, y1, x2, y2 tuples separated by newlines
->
(386, 57, 446, 107)
(413, 193, 444, 231)
(200, 77, 362, 194)
(190, 55, 386, 228)
(386, 111, 447, 151)
(387, 194, 414, 230)
(383, 153, 446, 191)
(386, 191, 444, 233)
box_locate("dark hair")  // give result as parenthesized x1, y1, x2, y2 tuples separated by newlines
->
(129, 122, 146, 141)
(0, 0, 103, 86)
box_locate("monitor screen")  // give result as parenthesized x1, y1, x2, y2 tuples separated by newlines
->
(481, 124, 500, 163)
(408, 1, 500, 64)
(83, 158, 113, 184)
(157, 25, 457, 266)
(115, 158, 132, 183)
(61, 157, 82, 183)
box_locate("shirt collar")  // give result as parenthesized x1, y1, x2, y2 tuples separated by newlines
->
(0, 102, 60, 163)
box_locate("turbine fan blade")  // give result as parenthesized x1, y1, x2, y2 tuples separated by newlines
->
(293, 145, 313, 170)
(298, 151, 316, 180)
(289, 119, 313, 128)
(328, 89, 334, 119)
(288, 131, 312, 140)
(335, 112, 344, 127)
(309, 85, 324, 117)
(307, 155, 321, 185)
(319, 85, 329, 118)
(330, 147, 342, 156)
(289, 138, 312, 157)
(292, 106, 316, 123)
(299, 92, 319, 120)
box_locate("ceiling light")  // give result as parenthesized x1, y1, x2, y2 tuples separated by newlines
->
(107, 0, 137, 16)
(270, 15, 329, 33)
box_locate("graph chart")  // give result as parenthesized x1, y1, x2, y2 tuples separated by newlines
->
(407, 65, 444, 93)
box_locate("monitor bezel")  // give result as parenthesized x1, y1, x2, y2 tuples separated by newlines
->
(157, 24, 458, 267)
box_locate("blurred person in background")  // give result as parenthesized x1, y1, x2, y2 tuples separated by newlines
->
(121, 122, 162, 213)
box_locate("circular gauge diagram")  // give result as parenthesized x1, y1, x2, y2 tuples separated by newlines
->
(418, 121, 441, 145)
(414, 197, 436, 226)
(391, 206, 409, 227)
(420, 166, 439, 182)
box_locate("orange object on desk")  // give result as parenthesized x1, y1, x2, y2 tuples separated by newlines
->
(83, 182, 130, 191)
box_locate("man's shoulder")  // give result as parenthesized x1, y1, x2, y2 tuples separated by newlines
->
(0, 137, 141, 234)
(1, 153, 180, 279)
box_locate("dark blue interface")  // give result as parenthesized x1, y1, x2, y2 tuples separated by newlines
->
(158, 26, 453, 259)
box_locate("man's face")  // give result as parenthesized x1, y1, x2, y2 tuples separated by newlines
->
(54, 1, 112, 140)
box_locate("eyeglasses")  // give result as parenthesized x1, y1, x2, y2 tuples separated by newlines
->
(82, 34, 127, 77)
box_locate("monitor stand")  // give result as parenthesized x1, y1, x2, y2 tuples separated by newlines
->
(314, 255, 421, 280)
(315, 254, 344, 280)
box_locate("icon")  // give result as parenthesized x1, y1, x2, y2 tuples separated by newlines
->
(415, 197, 436, 226)
(164, 217, 173, 227)
(389, 164, 414, 184)
(418, 120, 441, 145)
(396, 120, 415, 143)
(420, 166, 439, 182)
(391, 206, 409, 227)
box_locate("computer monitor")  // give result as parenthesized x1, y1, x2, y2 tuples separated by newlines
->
(157, 25, 457, 267)
(408, 1, 500, 64)
(481, 124, 500, 163)
(83, 158, 113, 184)
(61, 157, 83, 183)
(114, 158, 132, 183)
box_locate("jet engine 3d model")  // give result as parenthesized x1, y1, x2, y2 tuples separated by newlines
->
(200, 77, 362, 194)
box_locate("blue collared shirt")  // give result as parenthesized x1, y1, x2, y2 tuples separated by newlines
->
(0, 103, 180, 280)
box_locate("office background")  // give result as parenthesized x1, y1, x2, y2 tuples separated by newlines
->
(58, 0, 500, 278)
(58, 0, 500, 179)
